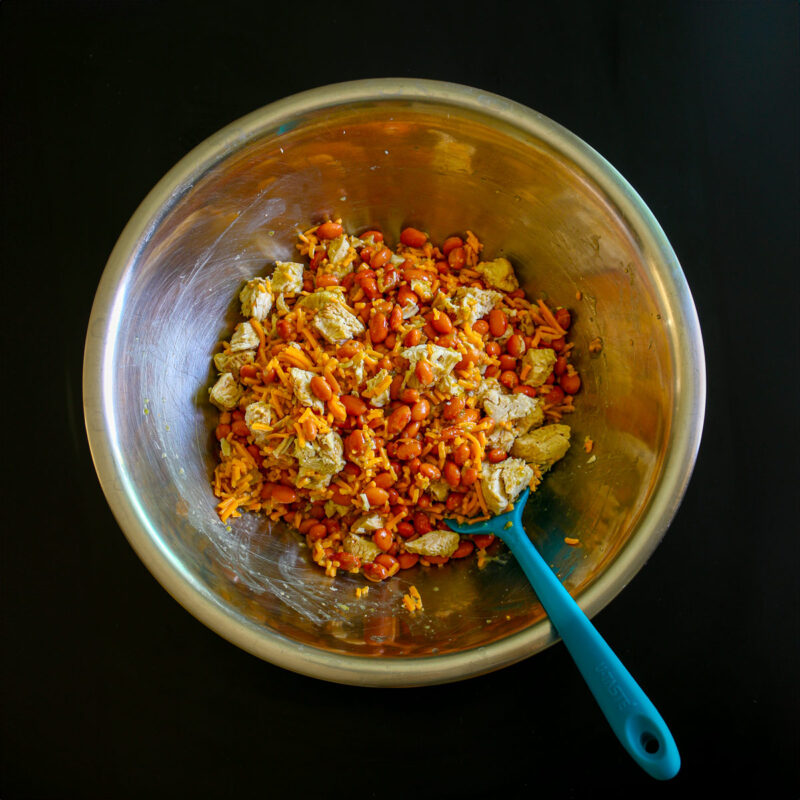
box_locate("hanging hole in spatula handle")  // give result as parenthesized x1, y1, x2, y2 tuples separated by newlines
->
(560, 618, 681, 780)
(503, 521, 680, 780)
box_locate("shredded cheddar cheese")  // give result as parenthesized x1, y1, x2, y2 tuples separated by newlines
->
(209, 220, 581, 585)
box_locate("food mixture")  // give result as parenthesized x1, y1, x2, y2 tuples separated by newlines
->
(209, 222, 580, 582)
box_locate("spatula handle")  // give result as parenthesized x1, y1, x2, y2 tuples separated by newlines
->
(506, 529, 681, 780)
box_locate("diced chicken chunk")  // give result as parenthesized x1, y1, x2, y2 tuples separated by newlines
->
(312, 302, 365, 345)
(230, 321, 260, 352)
(338, 351, 367, 385)
(296, 472, 331, 492)
(485, 427, 516, 451)
(270, 261, 304, 294)
(404, 530, 460, 558)
(401, 302, 420, 320)
(353, 233, 376, 249)
(364, 368, 392, 408)
(451, 287, 502, 326)
(410, 277, 434, 302)
(239, 277, 273, 321)
(472, 377, 501, 402)
(325, 500, 350, 517)
(351, 514, 384, 534)
(320, 235, 356, 280)
(213, 349, 254, 379)
(209, 372, 243, 411)
(511, 424, 571, 470)
(295, 431, 346, 489)
(428, 481, 450, 502)
(288, 368, 326, 412)
(326, 234, 351, 265)
(377, 268, 400, 293)
(244, 401, 272, 446)
(481, 388, 544, 436)
(436, 373, 465, 397)
(297, 289, 347, 311)
(521, 348, 557, 387)
(343, 533, 382, 563)
(495, 325, 513, 346)
(262, 433, 297, 470)
(518, 313, 536, 337)
(401, 344, 462, 390)
(432, 291, 456, 315)
(481, 458, 534, 515)
(474, 257, 519, 293)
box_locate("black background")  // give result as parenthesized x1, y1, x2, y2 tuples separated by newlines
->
(2, 1, 798, 797)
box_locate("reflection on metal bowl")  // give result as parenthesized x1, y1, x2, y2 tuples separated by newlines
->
(83, 79, 705, 686)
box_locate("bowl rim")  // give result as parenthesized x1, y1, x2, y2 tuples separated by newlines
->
(83, 77, 706, 686)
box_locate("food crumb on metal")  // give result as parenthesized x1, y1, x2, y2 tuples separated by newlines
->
(402, 585, 423, 613)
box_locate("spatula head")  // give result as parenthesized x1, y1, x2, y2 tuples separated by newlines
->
(444, 488, 530, 537)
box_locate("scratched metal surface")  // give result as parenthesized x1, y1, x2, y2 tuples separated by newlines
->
(84, 80, 704, 684)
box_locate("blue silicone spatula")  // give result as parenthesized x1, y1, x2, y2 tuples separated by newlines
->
(446, 488, 680, 780)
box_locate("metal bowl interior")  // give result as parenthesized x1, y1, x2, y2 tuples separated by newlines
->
(84, 79, 705, 686)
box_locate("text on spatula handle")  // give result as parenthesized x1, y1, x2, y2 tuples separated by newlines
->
(595, 662, 637, 711)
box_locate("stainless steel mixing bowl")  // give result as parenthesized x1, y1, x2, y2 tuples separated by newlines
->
(83, 79, 705, 686)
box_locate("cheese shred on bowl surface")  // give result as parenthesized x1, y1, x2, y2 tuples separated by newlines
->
(209, 221, 581, 583)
